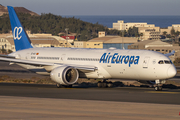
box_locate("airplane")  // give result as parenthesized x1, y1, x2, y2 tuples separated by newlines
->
(0, 6, 177, 91)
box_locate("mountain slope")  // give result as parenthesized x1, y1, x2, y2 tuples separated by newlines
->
(0, 4, 39, 16)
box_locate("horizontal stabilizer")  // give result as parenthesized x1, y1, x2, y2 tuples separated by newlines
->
(164, 50, 175, 57)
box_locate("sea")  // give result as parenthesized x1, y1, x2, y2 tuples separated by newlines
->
(63, 16, 180, 28)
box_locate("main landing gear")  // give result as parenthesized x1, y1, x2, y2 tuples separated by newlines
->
(97, 79, 113, 88)
(56, 83, 72, 88)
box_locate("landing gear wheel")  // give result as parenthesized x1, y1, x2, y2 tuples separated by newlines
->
(98, 82, 102, 88)
(155, 86, 162, 91)
(154, 80, 164, 91)
(98, 80, 113, 88)
(62, 85, 72, 88)
(98, 81, 107, 88)
(66, 85, 72, 88)
(101, 82, 107, 88)
(107, 82, 113, 88)
(56, 84, 72, 88)
(56, 83, 61, 88)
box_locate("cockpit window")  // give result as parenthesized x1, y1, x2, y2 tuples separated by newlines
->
(158, 60, 172, 64)
(164, 60, 171, 64)
(158, 60, 164, 64)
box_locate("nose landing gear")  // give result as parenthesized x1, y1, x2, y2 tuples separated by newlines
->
(154, 80, 166, 91)
(154, 85, 162, 91)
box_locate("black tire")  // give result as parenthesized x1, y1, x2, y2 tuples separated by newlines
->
(155, 86, 162, 91)
(107, 82, 113, 88)
(101, 82, 107, 88)
(62, 85, 72, 88)
(56, 83, 61, 88)
(97, 82, 102, 88)
(56, 84, 72, 88)
(66, 85, 72, 88)
(158, 86, 162, 91)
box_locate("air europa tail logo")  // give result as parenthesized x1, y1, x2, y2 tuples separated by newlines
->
(99, 53, 140, 67)
(13, 27, 22, 40)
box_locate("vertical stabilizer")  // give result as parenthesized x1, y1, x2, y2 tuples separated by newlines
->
(7, 6, 33, 51)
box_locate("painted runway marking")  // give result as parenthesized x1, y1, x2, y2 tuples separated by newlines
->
(145, 91, 180, 94)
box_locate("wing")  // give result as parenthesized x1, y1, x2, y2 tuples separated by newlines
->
(164, 50, 175, 57)
(0, 57, 54, 66)
(0, 57, 97, 72)
(0, 54, 16, 58)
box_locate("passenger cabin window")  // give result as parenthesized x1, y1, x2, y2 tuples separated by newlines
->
(67, 57, 100, 61)
(37, 57, 59, 60)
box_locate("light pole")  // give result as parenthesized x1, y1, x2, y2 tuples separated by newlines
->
(65, 28, 69, 47)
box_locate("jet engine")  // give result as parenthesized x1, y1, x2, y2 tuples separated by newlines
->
(50, 66, 79, 85)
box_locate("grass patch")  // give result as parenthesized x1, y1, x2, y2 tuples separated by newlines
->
(0, 75, 55, 84)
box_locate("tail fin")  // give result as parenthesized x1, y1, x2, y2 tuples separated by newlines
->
(7, 6, 33, 51)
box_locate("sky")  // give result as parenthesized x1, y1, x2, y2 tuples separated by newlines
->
(1, 0, 180, 16)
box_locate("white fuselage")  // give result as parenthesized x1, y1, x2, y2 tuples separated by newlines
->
(9, 47, 177, 81)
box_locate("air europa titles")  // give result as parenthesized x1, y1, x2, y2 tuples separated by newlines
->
(13, 27, 22, 40)
(99, 53, 140, 67)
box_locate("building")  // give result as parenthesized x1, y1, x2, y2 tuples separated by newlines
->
(161, 24, 180, 35)
(73, 31, 138, 49)
(98, 31, 106, 37)
(112, 20, 155, 31)
(73, 36, 137, 49)
(86, 40, 104, 49)
(0, 37, 15, 52)
(73, 41, 86, 48)
(128, 40, 180, 61)
(61, 36, 76, 41)
(87, 36, 137, 49)
(7, 37, 62, 48)
(112, 20, 160, 41)
(0, 31, 73, 52)
(138, 27, 161, 40)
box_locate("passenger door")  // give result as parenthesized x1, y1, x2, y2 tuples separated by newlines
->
(142, 57, 150, 68)
(60, 54, 66, 63)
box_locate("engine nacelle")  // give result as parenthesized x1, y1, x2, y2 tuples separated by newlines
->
(50, 66, 79, 85)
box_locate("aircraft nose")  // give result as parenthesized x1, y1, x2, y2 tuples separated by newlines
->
(167, 65, 177, 78)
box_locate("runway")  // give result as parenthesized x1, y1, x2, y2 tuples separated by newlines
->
(0, 83, 180, 104)
(0, 83, 180, 120)
(0, 61, 180, 119)
(1, 96, 180, 120)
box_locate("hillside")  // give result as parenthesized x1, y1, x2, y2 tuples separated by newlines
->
(0, 4, 39, 16)
(0, 5, 122, 41)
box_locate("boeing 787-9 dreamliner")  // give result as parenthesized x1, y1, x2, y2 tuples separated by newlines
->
(0, 6, 177, 91)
